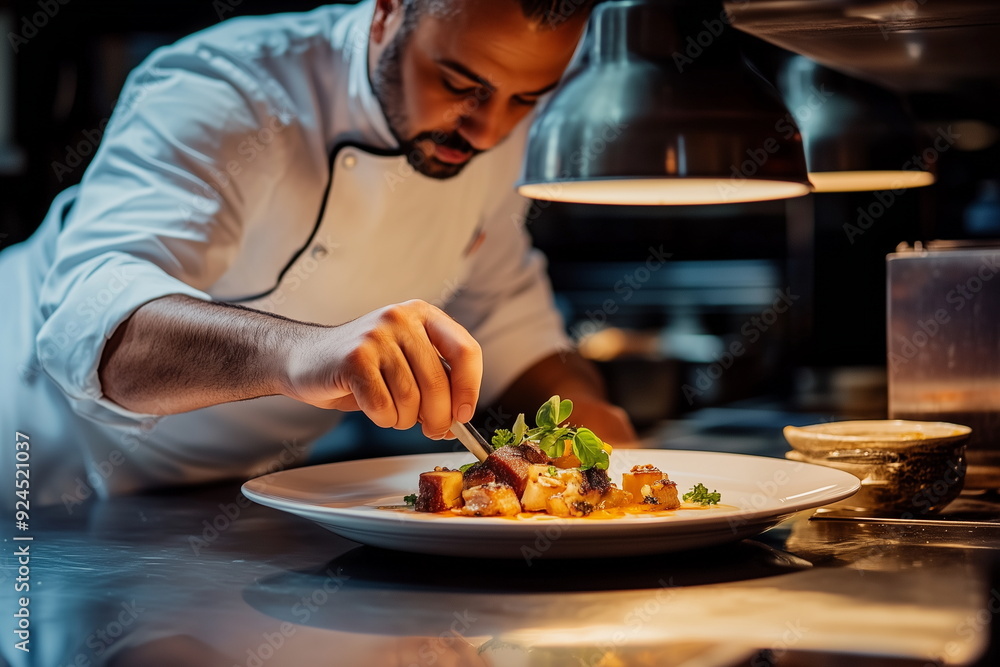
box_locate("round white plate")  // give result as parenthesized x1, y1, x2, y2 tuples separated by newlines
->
(242, 449, 860, 559)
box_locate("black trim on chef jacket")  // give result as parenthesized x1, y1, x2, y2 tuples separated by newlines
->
(231, 140, 404, 303)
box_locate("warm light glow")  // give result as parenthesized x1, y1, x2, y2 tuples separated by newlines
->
(518, 178, 811, 205)
(808, 170, 935, 193)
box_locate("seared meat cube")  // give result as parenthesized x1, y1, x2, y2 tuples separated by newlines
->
(462, 461, 497, 489)
(516, 442, 552, 464)
(415, 468, 464, 512)
(460, 483, 522, 517)
(464, 443, 551, 497)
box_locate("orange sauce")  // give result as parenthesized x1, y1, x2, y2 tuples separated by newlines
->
(378, 502, 735, 520)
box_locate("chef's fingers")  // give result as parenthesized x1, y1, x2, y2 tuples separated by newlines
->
(423, 307, 483, 426)
(399, 331, 454, 440)
(380, 344, 422, 431)
(349, 362, 398, 429)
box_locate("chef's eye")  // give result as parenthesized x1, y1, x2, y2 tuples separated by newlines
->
(513, 96, 539, 107)
(442, 77, 477, 96)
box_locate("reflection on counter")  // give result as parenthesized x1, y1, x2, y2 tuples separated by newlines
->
(2, 480, 996, 667)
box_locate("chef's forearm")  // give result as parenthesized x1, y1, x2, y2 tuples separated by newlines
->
(98, 294, 304, 415)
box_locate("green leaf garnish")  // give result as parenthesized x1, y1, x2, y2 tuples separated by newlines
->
(572, 427, 609, 471)
(403, 494, 417, 506)
(512, 413, 528, 446)
(547, 465, 559, 476)
(537, 427, 571, 458)
(459, 462, 477, 473)
(536, 396, 573, 429)
(486, 396, 610, 470)
(683, 483, 721, 505)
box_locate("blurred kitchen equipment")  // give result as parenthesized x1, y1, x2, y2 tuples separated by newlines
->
(783, 419, 970, 513)
(887, 241, 1000, 489)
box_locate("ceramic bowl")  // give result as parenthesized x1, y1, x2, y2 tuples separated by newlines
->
(782, 420, 972, 514)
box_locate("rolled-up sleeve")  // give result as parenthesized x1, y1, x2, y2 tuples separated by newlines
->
(36, 47, 287, 423)
(446, 186, 572, 407)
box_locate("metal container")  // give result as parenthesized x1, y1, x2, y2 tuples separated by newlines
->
(887, 241, 1000, 488)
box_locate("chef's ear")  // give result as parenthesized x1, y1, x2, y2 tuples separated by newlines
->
(372, 0, 406, 45)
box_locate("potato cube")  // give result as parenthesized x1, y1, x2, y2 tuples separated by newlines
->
(642, 479, 680, 509)
(522, 465, 577, 511)
(623, 465, 666, 500)
(461, 483, 522, 516)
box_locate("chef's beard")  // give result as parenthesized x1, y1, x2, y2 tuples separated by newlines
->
(371, 21, 482, 179)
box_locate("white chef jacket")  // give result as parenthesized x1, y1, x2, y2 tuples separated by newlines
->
(0, 0, 571, 506)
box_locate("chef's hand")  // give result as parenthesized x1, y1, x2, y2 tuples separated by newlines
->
(282, 299, 483, 439)
(100, 296, 481, 439)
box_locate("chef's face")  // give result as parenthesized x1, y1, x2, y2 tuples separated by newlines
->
(371, 0, 587, 179)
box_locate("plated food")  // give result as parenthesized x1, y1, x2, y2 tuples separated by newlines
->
(406, 396, 721, 518)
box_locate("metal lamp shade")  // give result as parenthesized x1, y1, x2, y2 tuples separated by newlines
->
(517, 0, 812, 205)
(777, 55, 935, 193)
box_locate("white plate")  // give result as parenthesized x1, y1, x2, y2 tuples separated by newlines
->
(242, 449, 860, 559)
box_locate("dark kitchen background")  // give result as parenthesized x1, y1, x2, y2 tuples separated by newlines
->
(2, 0, 999, 453)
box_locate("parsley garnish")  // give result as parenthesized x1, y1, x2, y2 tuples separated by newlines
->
(491, 429, 514, 449)
(683, 483, 721, 505)
(403, 494, 417, 506)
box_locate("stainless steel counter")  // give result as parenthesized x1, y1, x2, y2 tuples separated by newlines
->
(3, 421, 1000, 667)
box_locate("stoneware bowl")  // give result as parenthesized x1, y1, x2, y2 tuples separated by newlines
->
(782, 420, 972, 514)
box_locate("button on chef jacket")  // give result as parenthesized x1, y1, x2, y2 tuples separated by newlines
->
(0, 0, 571, 506)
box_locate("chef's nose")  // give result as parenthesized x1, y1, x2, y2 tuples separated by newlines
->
(458, 97, 518, 152)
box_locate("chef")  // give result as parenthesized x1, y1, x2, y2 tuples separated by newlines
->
(0, 0, 636, 507)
